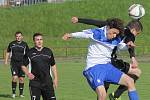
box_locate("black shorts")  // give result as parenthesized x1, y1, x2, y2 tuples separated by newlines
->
(111, 58, 130, 74)
(29, 83, 56, 100)
(10, 62, 25, 77)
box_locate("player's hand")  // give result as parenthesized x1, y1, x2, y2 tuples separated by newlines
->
(62, 33, 72, 40)
(127, 41, 136, 48)
(53, 78, 58, 89)
(131, 57, 138, 68)
(27, 73, 35, 80)
(71, 17, 78, 24)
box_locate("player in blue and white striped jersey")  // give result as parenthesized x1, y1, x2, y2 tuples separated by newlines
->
(71, 17, 143, 100)
(62, 18, 139, 100)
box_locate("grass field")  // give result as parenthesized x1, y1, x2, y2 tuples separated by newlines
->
(0, 0, 150, 57)
(0, 58, 150, 100)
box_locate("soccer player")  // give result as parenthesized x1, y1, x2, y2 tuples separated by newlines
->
(21, 33, 58, 100)
(5, 31, 29, 98)
(71, 16, 143, 100)
(62, 18, 139, 100)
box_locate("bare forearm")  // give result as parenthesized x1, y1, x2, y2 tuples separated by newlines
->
(22, 66, 30, 75)
(5, 52, 9, 64)
(52, 65, 58, 80)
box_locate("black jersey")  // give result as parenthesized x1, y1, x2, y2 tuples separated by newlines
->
(23, 47, 55, 87)
(124, 28, 136, 58)
(7, 41, 29, 62)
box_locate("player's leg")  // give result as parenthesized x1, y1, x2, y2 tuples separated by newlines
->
(11, 66, 19, 98)
(41, 86, 56, 100)
(29, 86, 41, 100)
(18, 67, 26, 97)
(112, 64, 141, 99)
(106, 64, 139, 100)
(119, 74, 139, 100)
(96, 85, 106, 100)
(83, 64, 107, 100)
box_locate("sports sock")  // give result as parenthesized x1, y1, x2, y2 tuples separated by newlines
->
(128, 90, 139, 100)
(19, 83, 24, 95)
(114, 85, 127, 98)
(114, 74, 139, 98)
(12, 82, 17, 94)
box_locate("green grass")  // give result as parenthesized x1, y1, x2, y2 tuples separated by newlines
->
(0, 59, 150, 100)
(0, 0, 150, 56)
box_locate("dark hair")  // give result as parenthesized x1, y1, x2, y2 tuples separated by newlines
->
(33, 33, 43, 40)
(126, 20, 143, 32)
(106, 18, 124, 34)
(15, 31, 22, 36)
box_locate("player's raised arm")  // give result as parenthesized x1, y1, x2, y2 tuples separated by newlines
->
(62, 30, 92, 41)
(71, 16, 107, 27)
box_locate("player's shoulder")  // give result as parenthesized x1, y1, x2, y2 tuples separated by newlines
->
(8, 41, 16, 46)
(9, 40, 16, 44)
(21, 41, 28, 45)
(21, 41, 27, 44)
(43, 47, 53, 52)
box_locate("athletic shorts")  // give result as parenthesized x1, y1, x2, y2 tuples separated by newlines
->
(111, 58, 130, 74)
(83, 63, 123, 91)
(10, 62, 25, 77)
(29, 85, 56, 100)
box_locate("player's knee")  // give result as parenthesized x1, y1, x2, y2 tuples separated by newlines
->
(126, 76, 135, 90)
(96, 86, 106, 100)
(97, 94, 106, 100)
(12, 76, 18, 81)
(19, 77, 24, 82)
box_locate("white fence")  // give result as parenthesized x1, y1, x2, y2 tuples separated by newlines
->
(0, 0, 65, 6)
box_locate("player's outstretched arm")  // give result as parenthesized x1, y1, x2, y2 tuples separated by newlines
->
(72, 16, 107, 27)
(62, 33, 72, 40)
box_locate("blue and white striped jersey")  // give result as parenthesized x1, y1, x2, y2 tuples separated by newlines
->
(71, 26, 127, 70)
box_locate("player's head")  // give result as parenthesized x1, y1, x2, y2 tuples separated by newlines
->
(126, 20, 143, 36)
(15, 31, 23, 42)
(106, 18, 124, 40)
(33, 33, 43, 48)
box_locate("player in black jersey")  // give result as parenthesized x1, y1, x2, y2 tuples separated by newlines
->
(4, 31, 29, 98)
(22, 33, 58, 100)
(71, 17, 143, 100)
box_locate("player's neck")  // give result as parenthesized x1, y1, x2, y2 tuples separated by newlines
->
(35, 47, 43, 51)
(16, 41, 22, 44)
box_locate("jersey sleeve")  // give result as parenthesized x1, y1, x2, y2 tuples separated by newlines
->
(50, 52, 55, 66)
(128, 47, 135, 58)
(25, 43, 29, 54)
(78, 18, 107, 27)
(7, 43, 11, 52)
(22, 53, 29, 66)
(124, 29, 136, 58)
(124, 29, 135, 43)
(71, 29, 93, 38)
